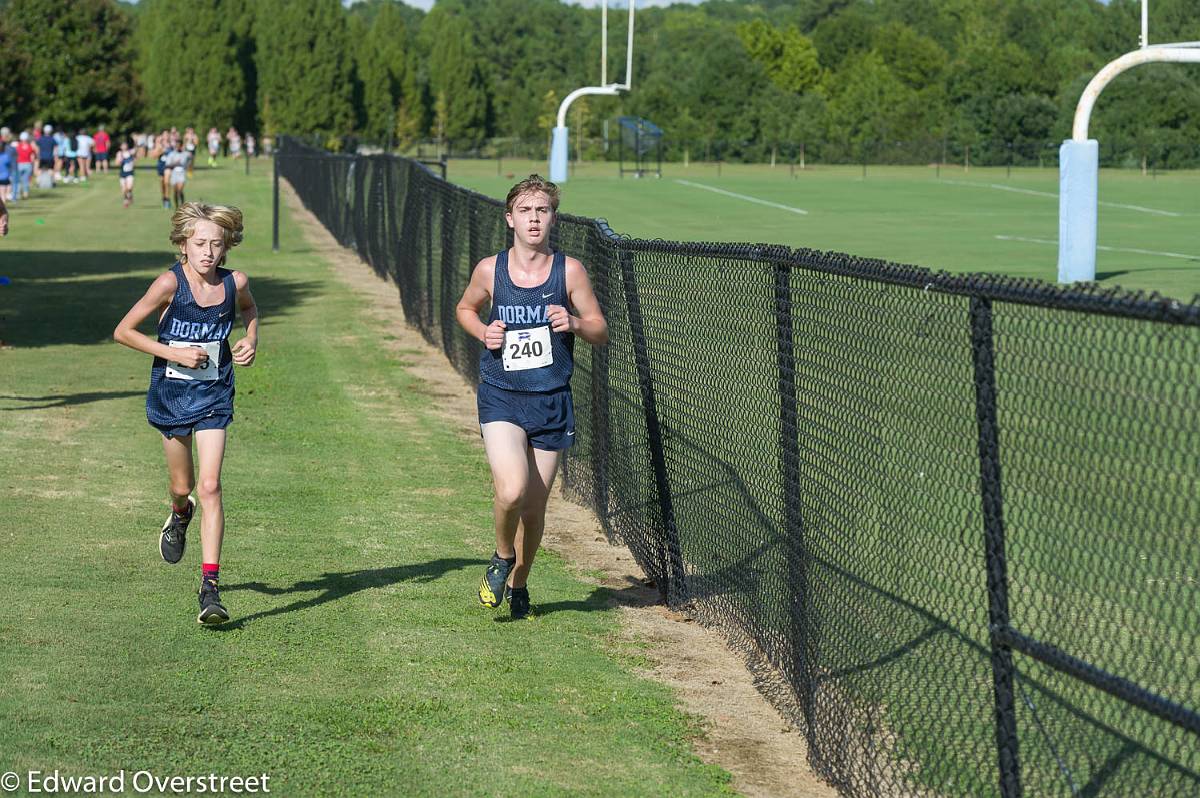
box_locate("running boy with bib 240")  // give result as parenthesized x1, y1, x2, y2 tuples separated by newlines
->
(455, 175, 608, 619)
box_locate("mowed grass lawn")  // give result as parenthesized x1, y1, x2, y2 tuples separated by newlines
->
(449, 159, 1200, 301)
(0, 165, 735, 795)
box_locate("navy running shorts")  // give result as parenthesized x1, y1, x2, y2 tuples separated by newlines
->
(477, 381, 574, 451)
(152, 412, 233, 440)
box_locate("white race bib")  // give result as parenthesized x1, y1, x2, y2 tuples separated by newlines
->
(502, 326, 553, 372)
(165, 340, 221, 381)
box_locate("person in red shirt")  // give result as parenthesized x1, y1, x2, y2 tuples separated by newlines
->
(15, 130, 35, 201)
(93, 125, 111, 174)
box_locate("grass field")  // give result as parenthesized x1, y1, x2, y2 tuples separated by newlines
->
(447, 159, 1200, 302)
(0, 166, 737, 796)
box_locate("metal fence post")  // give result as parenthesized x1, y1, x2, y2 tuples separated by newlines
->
(272, 144, 280, 253)
(970, 296, 1022, 798)
(775, 257, 815, 725)
(618, 246, 686, 603)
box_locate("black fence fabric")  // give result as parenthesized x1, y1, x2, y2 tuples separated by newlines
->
(277, 137, 1200, 798)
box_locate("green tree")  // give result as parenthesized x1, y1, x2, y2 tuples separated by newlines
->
(737, 20, 821, 94)
(255, 0, 354, 139)
(468, 0, 588, 141)
(356, 3, 412, 144)
(672, 106, 704, 166)
(825, 51, 911, 157)
(136, 0, 247, 131)
(871, 21, 946, 90)
(1090, 64, 1200, 172)
(7, 0, 143, 132)
(395, 50, 425, 148)
(753, 84, 804, 166)
(0, 15, 33, 128)
(537, 88, 559, 153)
(422, 9, 488, 148)
(792, 91, 827, 166)
(811, 6, 875, 72)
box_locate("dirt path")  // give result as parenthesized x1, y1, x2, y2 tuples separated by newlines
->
(283, 184, 838, 798)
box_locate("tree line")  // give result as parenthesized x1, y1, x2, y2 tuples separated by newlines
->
(1, 0, 1199, 167)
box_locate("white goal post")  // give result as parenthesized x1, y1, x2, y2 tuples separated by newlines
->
(1058, 2, 1200, 282)
(549, 1, 635, 183)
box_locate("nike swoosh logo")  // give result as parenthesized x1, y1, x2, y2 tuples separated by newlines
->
(542, 293, 554, 299)
(567, 431, 575, 436)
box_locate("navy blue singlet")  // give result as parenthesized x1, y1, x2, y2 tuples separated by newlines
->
(478, 250, 574, 392)
(146, 262, 237, 428)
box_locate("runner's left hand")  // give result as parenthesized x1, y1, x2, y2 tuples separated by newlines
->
(547, 305, 574, 333)
(232, 336, 257, 366)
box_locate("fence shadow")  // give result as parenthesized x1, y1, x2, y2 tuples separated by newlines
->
(0, 390, 145, 410)
(213, 557, 478, 631)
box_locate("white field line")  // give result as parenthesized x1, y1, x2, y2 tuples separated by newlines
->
(943, 180, 1182, 217)
(674, 179, 808, 215)
(995, 235, 1200, 261)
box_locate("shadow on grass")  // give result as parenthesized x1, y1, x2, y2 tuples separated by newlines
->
(496, 575, 662, 623)
(0, 389, 145, 410)
(212, 558, 479, 630)
(0, 250, 319, 347)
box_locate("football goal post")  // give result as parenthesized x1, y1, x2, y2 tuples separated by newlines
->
(1058, 1, 1200, 283)
(550, 1, 635, 183)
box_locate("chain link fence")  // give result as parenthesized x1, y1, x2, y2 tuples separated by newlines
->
(277, 137, 1200, 798)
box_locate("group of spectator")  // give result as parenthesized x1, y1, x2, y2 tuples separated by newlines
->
(0, 123, 113, 203)
(0, 121, 271, 211)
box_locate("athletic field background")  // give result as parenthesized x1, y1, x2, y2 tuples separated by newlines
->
(448, 159, 1200, 301)
(0, 166, 737, 796)
(2, 157, 1196, 796)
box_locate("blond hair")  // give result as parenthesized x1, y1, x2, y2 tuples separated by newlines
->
(169, 202, 244, 264)
(505, 174, 560, 214)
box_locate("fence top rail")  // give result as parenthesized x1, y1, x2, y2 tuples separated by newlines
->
(280, 138, 1200, 328)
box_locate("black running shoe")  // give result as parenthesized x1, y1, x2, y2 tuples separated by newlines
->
(197, 580, 229, 625)
(508, 586, 531, 620)
(159, 497, 195, 564)
(478, 553, 513, 608)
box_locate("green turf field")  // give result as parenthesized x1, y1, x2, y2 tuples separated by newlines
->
(448, 159, 1200, 302)
(0, 167, 736, 796)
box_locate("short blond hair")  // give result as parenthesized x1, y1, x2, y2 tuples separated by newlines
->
(505, 174, 560, 214)
(169, 202, 244, 262)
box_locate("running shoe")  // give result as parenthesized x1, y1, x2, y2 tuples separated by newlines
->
(197, 580, 229, 625)
(159, 497, 195, 564)
(508, 586, 531, 620)
(478, 552, 513, 608)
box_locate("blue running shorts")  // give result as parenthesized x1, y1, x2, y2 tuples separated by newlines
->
(152, 412, 233, 440)
(477, 381, 574, 451)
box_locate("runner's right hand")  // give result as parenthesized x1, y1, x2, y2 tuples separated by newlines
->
(484, 320, 506, 351)
(171, 347, 209, 369)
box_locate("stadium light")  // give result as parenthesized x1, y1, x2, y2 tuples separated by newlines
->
(1058, 1, 1200, 283)
(550, 0, 635, 183)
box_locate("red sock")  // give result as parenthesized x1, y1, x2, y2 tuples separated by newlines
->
(172, 497, 192, 515)
(202, 563, 219, 584)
